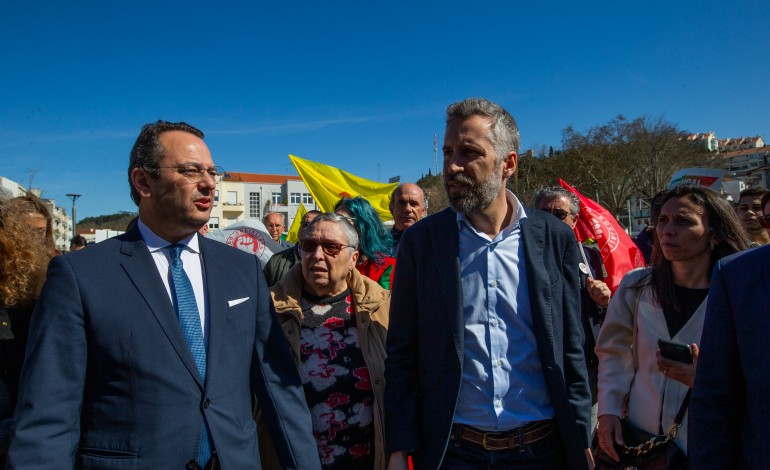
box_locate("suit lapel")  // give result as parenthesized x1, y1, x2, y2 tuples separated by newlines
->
(433, 209, 464, 361)
(199, 237, 226, 392)
(520, 211, 556, 349)
(119, 227, 203, 388)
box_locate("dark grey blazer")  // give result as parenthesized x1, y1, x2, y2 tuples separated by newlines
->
(8, 226, 320, 469)
(384, 207, 591, 470)
(689, 245, 770, 469)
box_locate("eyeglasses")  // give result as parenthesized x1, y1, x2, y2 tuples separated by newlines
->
(541, 208, 571, 220)
(299, 239, 353, 256)
(759, 214, 770, 229)
(151, 165, 225, 183)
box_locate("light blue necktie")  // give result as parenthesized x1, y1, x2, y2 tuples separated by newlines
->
(168, 244, 212, 466)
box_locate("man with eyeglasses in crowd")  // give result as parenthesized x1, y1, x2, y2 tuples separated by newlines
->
(263, 209, 321, 286)
(7, 120, 320, 470)
(535, 186, 611, 436)
(736, 187, 770, 246)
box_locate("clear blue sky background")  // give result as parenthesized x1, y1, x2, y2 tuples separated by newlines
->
(2, 1, 768, 219)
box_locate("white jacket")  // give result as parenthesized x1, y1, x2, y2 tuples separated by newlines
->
(596, 267, 705, 453)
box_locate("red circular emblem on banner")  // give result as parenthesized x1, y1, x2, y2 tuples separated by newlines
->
(225, 228, 266, 258)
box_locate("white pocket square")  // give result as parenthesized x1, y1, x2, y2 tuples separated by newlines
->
(228, 297, 250, 307)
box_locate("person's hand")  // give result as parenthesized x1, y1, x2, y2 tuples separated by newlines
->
(387, 451, 409, 470)
(656, 343, 699, 388)
(597, 414, 624, 462)
(587, 277, 611, 307)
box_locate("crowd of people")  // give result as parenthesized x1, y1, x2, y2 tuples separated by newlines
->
(0, 98, 768, 469)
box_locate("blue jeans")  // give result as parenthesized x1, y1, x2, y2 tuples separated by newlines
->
(440, 424, 567, 470)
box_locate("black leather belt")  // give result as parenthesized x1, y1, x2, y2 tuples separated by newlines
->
(450, 420, 555, 451)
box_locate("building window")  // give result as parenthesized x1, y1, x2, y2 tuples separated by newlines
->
(208, 217, 220, 229)
(290, 193, 301, 204)
(302, 193, 314, 205)
(226, 191, 238, 205)
(272, 193, 282, 204)
(249, 192, 260, 218)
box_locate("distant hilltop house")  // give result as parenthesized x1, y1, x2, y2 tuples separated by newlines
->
(718, 135, 765, 152)
(682, 131, 719, 152)
(208, 171, 319, 232)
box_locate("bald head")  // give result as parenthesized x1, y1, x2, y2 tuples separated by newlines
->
(390, 183, 428, 231)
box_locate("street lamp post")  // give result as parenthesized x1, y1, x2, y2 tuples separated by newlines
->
(66, 193, 81, 241)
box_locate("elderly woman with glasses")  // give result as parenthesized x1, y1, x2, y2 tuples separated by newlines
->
(265, 213, 390, 470)
(334, 197, 396, 290)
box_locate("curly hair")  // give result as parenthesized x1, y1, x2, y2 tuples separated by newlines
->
(334, 196, 394, 262)
(0, 197, 54, 309)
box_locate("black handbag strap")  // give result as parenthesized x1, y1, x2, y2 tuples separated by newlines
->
(672, 388, 692, 425)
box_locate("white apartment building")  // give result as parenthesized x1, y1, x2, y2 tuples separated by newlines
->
(208, 172, 319, 232)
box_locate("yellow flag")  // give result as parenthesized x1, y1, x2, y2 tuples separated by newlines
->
(289, 154, 398, 221)
(286, 202, 307, 244)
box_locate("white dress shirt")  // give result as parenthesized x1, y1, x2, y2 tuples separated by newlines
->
(137, 219, 209, 345)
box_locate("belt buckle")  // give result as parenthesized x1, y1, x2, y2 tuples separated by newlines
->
(481, 432, 499, 451)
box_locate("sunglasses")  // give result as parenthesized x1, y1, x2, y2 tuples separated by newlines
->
(759, 214, 770, 229)
(299, 239, 353, 256)
(541, 208, 570, 221)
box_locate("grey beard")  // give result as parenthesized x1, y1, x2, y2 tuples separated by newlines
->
(445, 170, 504, 215)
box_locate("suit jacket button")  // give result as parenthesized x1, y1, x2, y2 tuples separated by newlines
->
(203, 398, 211, 409)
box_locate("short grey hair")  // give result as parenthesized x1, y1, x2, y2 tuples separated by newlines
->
(303, 212, 359, 250)
(534, 186, 580, 215)
(446, 98, 520, 161)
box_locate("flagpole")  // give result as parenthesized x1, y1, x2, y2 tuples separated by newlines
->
(433, 133, 438, 175)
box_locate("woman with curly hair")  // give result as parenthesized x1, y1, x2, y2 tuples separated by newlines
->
(595, 185, 750, 467)
(334, 196, 396, 290)
(0, 196, 55, 465)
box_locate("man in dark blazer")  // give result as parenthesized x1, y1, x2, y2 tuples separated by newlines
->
(8, 121, 320, 469)
(385, 98, 591, 470)
(689, 245, 770, 468)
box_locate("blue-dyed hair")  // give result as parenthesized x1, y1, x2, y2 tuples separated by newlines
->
(334, 196, 394, 261)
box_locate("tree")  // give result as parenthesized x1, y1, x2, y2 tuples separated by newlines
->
(556, 115, 713, 216)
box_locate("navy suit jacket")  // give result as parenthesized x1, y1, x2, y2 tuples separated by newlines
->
(384, 207, 591, 470)
(8, 226, 320, 469)
(689, 245, 770, 469)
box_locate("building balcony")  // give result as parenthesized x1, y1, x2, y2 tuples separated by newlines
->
(222, 202, 244, 214)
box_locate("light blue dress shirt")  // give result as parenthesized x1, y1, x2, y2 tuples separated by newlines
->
(453, 191, 554, 431)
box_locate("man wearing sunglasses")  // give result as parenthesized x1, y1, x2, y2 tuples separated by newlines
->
(535, 186, 612, 437)
(8, 121, 320, 470)
(385, 99, 591, 470)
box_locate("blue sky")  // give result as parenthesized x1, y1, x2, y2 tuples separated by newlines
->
(2, 1, 768, 219)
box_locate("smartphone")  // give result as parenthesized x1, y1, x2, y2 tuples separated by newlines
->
(658, 339, 693, 364)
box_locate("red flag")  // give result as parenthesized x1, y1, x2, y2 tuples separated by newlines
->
(558, 179, 645, 293)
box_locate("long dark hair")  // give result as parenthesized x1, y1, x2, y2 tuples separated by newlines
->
(635, 185, 750, 316)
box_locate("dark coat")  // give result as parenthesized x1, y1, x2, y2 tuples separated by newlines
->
(263, 245, 300, 287)
(384, 207, 591, 470)
(689, 245, 770, 469)
(8, 226, 320, 469)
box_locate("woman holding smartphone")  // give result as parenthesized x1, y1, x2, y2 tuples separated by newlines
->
(595, 185, 750, 464)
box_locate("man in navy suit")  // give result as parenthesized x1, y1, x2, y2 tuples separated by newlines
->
(8, 121, 320, 469)
(385, 98, 591, 470)
(689, 245, 770, 468)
